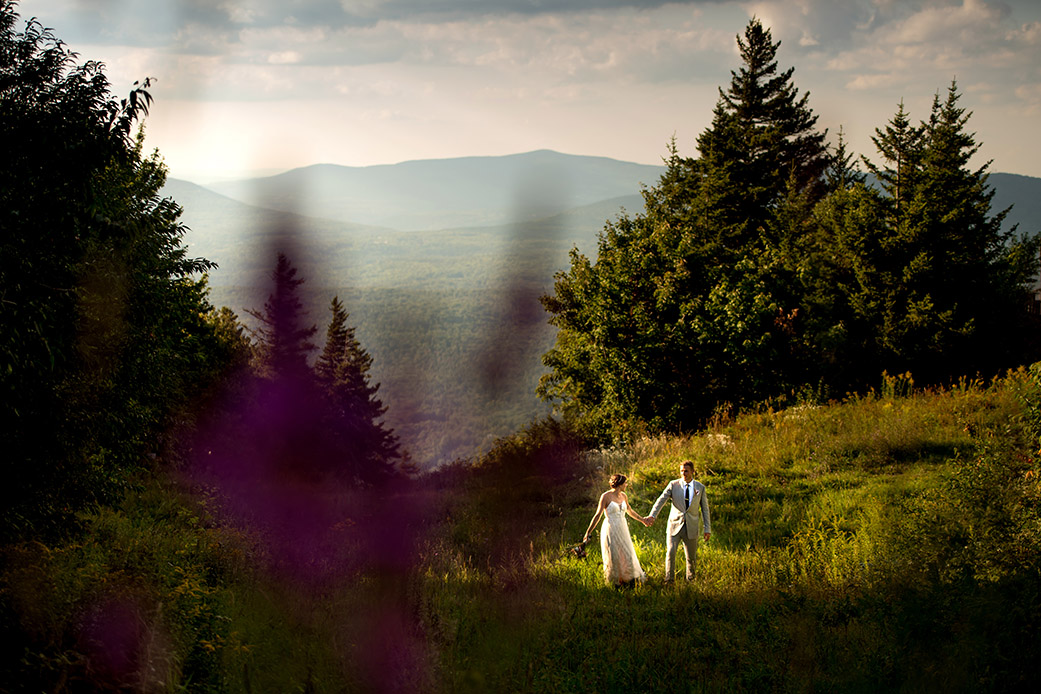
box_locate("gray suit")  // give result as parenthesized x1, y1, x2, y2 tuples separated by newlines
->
(649, 478, 711, 581)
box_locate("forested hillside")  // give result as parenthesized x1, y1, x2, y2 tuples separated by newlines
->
(168, 174, 649, 464)
(169, 164, 1041, 466)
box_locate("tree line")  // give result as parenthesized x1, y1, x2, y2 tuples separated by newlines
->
(538, 18, 1041, 441)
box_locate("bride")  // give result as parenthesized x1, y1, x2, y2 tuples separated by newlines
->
(583, 474, 649, 586)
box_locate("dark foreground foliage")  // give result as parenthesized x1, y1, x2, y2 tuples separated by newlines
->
(2, 370, 1040, 692)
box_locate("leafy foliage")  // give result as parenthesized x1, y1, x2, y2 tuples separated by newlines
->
(0, 1, 224, 538)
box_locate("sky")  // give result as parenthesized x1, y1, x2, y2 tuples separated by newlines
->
(13, 0, 1041, 182)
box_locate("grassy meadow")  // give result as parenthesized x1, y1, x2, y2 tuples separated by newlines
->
(3, 371, 1041, 692)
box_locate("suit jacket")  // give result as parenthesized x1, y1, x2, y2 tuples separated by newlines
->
(649, 478, 711, 540)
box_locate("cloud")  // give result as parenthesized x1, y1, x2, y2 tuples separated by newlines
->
(35, 0, 731, 41)
(334, 1, 732, 24)
(17, 0, 1041, 177)
(741, 0, 1041, 108)
(1015, 82, 1041, 105)
(77, 2, 739, 103)
(845, 72, 899, 91)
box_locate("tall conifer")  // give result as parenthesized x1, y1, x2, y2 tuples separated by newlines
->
(863, 101, 924, 229)
(541, 18, 828, 437)
(246, 253, 317, 378)
(695, 17, 829, 248)
(317, 296, 400, 483)
(829, 84, 1039, 382)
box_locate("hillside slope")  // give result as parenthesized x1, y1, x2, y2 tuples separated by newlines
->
(7, 375, 1038, 691)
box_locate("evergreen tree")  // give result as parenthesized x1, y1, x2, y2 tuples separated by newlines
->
(863, 101, 923, 228)
(825, 126, 866, 191)
(541, 22, 1038, 439)
(540, 18, 828, 438)
(246, 252, 317, 378)
(819, 84, 1039, 385)
(907, 82, 1037, 377)
(693, 17, 830, 249)
(316, 296, 400, 483)
(803, 173, 889, 388)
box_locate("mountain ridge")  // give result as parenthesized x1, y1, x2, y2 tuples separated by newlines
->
(202, 149, 665, 232)
(183, 150, 1040, 238)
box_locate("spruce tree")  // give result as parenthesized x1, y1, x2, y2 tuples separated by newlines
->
(316, 296, 400, 483)
(246, 253, 317, 378)
(825, 126, 866, 191)
(825, 84, 1039, 384)
(694, 17, 830, 248)
(541, 18, 827, 438)
(863, 101, 924, 230)
(911, 82, 1038, 376)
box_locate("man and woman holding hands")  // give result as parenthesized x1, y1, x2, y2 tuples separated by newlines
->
(583, 460, 711, 586)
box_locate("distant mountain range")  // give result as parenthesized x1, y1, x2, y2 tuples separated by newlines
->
(990, 173, 1041, 239)
(165, 151, 1041, 467)
(204, 149, 662, 232)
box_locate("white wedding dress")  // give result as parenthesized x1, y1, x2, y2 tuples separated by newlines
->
(601, 500, 647, 585)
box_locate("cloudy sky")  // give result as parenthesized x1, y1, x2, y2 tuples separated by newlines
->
(14, 0, 1041, 182)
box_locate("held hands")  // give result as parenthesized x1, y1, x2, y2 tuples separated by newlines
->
(641, 516, 655, 527)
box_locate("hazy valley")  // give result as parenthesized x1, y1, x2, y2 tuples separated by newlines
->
(167, 150, 1041, 467)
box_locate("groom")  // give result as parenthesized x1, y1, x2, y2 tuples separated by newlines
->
(648, 460, 711, 582)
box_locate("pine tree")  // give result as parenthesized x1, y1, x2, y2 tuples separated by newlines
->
(246, 253, 317, 378)
(540, 18, 826, 437)
(824, 84, 1039, 383)
(863, 101, 924, 229)
(694, 17, 830, 248)
(316, 296, 400, 483)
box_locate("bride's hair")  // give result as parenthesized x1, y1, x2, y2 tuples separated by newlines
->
(609, 473, 627, 489)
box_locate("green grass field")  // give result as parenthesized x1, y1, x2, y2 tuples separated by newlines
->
(4, 370, 1040, 692)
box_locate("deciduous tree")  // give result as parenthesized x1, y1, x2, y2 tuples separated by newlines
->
(0, 1, 223, 536)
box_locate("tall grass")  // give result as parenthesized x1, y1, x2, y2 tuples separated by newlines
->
(2, 370, 1039, 691)
(416, 369, 1041, 692)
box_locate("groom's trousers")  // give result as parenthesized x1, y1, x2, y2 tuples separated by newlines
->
(665, 523, 699, 581)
